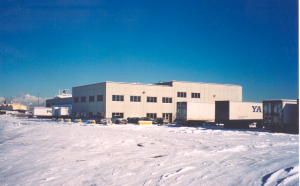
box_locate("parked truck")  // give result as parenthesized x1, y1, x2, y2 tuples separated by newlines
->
(33, 107, 52, 118)
(263, 99, 298, 133)
(215, 101, 263, 129)
(176, 102, 215, 126)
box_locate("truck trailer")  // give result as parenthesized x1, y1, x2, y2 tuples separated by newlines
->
(33, 107, 52, 118)
(58, 107, 69, 116)
(176, 102, 215, 126)
(263, 99, 298, 133)
(215, 101, 263, 129)
(51, 104, 72, 118)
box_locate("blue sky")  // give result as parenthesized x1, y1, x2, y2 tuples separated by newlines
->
(0, 0, 298, 102)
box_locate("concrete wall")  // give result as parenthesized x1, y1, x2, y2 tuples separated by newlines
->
(72, 82, 106, 118)
(106, 82, 174, 119)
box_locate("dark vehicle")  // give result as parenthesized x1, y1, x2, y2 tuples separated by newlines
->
(155, 117, 169, 124)
(127, 117, 142, 124)
(111, 116, 127, 124)
(89, 115, 106, 124)
(140, 117, 158, 124)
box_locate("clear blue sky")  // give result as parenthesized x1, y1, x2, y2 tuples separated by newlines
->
(0, 0, 298, 102)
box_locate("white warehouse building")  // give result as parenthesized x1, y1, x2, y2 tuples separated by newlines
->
(72, 81, 242, 122)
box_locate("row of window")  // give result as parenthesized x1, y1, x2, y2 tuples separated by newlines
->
(73, 112, 158, 119)
(147, 96, 157, 103)
(74, 95, 103, 103)
(113, 94, 195, 102)
(112, 95, 124, 101)
(162, 97, 172, 103)
(178, 92, 201, 98)
(177, 92, 186, 98)
(130, 96, 141, 102)
(74, 92, 200, 103)
(147, 113, 157, 119)
(191, 93, 200, 98)
(74, 112, 104, 118)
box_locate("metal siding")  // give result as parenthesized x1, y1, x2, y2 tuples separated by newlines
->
(229, 102, 262, 120)
(33, 107, 52, 116)
(187, 102, 215, 121)
(282, 101, 298, 124)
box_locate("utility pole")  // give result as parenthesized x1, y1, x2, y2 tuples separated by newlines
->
(38, 93, 39, 107)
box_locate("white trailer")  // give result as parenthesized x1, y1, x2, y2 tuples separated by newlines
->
(215, 101, 263, 129)
(263, 99, 298, 133)
(33, 107, 52, 117)
(51, 105, 72, 118)
(176, 102, 215, 126)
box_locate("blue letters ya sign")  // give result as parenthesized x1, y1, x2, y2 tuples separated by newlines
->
(252, 106, 261, 112)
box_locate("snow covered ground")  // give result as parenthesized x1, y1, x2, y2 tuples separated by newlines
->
(0, 116, 298, 186)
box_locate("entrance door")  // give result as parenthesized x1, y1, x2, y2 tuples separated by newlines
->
(162, 113, 172, 123)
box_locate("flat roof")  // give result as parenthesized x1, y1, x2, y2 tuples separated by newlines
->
(163, 80, 241, 87)
(73, 80, 241, 88)
(263, 99, 298, 102)
(52, 104, 72, 107)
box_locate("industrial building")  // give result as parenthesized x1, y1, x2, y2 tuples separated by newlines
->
(72, 81, 242, 122)
(44, 89, 72, 118)
(46, 89, 72, 107)
(0, 101, 27, 111)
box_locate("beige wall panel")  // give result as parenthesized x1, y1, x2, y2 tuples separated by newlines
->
(132, 85, 143, 90)
(124, 88, 131, 96)
(161, 89, 173, 97)
(111, 102, 125, 107)
(129, 111, 143, 117)
(204, 84, 210, 102)
(110, 106, 125, 112)
(106, 87, 112, 95)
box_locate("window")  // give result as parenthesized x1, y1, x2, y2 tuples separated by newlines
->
(89, 112, 93, 118)
(46, 103, 50, 107)
(81, 112, 86, 118)
(97, 95, 103, 101)
(191, 93, 200, 98)
(162, 97, 172, 103)
(147, 96, 157, 103)
(112, 112, 124, 118)
(52, 103, 55, 105)
(73, 112, 79, 118)
(112, 95, 124, 101)
(147, 113, 157, 119)
(89, 96, 94, 102)
(177, 92, 186, 98)
(74, 97, 79, 103)
(97, 112, 104, 116)
(130, 96, 141, 102)
(81, 96, 86, 102)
